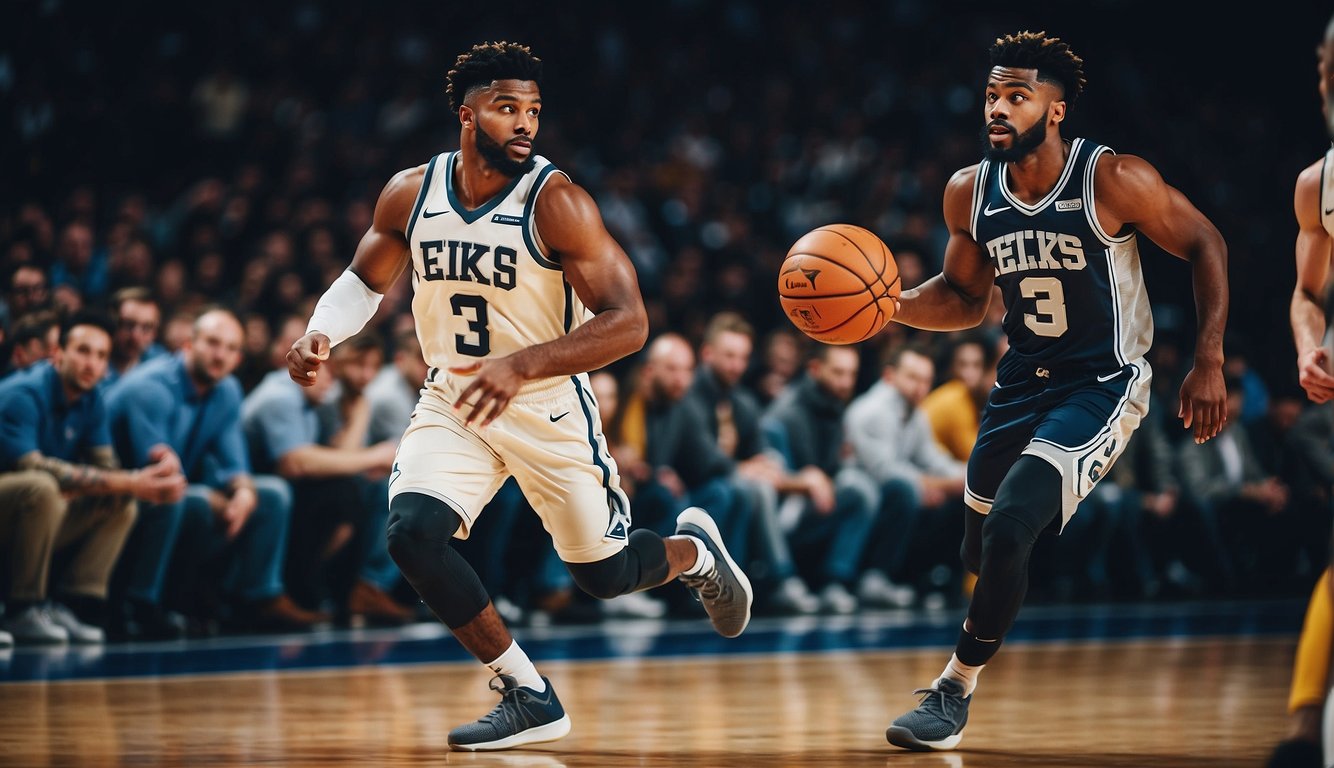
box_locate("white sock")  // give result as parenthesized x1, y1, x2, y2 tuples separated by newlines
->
(681, 536, 713, 576)
(485, 640, 545, 692)
(937, 653, 983, 697)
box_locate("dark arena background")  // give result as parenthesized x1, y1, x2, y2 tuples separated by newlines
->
(1, 1, 1331, 765)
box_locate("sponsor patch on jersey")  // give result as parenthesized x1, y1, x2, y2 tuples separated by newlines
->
(491, 213, 524, 226)
(1055, 198, 1083, 211)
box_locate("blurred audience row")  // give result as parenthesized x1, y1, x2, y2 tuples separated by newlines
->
(0, 288, 1326, 646)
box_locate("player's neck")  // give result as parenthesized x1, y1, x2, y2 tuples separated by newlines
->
(454, 148, 517, 210)
(1004, 137, 1070, 204)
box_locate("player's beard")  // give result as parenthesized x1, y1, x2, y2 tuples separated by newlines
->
(475, 125, 536, 178)
(981, 118, 1047, 162)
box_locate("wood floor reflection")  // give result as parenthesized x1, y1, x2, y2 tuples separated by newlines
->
(0, 637, 1290, 767)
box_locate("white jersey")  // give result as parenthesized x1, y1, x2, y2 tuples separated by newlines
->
(406, 151, 590, 394)
(1323, 147, 1334, 240)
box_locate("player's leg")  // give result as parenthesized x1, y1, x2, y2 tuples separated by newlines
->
(385, 403, 564, 752)
(500, 374, 752, 638)
(1267, 568, 1331, 767)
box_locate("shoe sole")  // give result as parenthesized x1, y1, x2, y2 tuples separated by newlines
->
(676, 507, 753, 638)
(885, 725, 962, 751)
(448, 714, 572, 751)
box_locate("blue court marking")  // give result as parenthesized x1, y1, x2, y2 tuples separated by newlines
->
(0, 599, 1303, 684)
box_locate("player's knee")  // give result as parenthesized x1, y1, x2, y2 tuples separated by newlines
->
(386, 493, 462, 571)
(566, 554, 633, 600)
(960, 508, 986, 575)
(979, 510, 1037, 572)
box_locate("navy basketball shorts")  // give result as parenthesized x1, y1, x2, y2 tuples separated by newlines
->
(964, 359, 1151, 530)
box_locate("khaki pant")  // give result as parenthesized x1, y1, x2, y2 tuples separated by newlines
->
(0, 470, 137, 601)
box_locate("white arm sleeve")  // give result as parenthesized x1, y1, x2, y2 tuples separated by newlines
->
(306, 269, 384, 348)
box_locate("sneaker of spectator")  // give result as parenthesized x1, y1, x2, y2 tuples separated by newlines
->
(346, 579, 416, 627)
(45, 602, 104, 643)
(601, 592, 668, 620)
(2, 605, 69, 644)
(819, 583, 858, 615)
(768, 576, 821, 615)
(858, 570, 917, 609)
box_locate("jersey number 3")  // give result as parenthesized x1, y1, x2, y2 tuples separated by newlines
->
(450, 294, 491, 356)
(1019, 276, 1069, 338)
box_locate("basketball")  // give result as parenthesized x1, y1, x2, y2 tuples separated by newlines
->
(778, 224, 900, 345)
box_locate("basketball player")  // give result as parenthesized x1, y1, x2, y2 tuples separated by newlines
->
(286, 42, 751, 752)
(884, 31, 1228, 751)
(1270, 13, 1334, 768)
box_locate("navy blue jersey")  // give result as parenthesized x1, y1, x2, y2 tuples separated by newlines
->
(971, 138, 1152, 382)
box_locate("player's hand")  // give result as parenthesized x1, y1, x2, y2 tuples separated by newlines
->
(1177, 364, 1226, 444)
(131, 460, 188, 504)
(288, 332, 332, 386)
(1297, 348, 1334, 403)
(450, 356, 527, 427)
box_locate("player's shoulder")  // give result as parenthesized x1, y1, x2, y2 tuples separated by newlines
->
(532, 171, 595, 221)
(1091, 152, 1161, 188)
(946, 163, 982, 193)
(1296, 155, 1325, 193)
(385, 163, 430, 201)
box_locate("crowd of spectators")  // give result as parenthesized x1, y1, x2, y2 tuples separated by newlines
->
(1, 2, 1331, 644)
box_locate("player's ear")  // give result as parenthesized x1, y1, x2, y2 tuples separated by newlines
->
(458, 104, 474, 129)
(1050, 100, 1066, 124)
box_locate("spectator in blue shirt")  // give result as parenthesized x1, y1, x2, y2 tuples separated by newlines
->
(102, 286, 166, 388)
(243, 332, 406, 624)
(0, 313, 185, 645)
(108, 308, 326, 637)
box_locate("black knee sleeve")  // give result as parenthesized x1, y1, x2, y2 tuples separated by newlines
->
(386, 492, 489, 628)
(965, 456, 1063, 647)
(960, 509, 986, 575)
(566, 529, 670, 600)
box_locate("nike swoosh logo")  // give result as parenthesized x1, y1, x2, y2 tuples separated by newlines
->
(422, 209, 449, 218)
(1326, 207, 1334, 216)
(550, 412, 570, 422)
(1096, 372, 1121, 382)
(983, 204, 1011, 216)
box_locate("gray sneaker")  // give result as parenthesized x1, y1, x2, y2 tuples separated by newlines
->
(46, 602, 104, 644)
(2, 605, 69, 645)
(675, 507, 753, 638)
(886, 677, 971, 751)
(448, 675, 571, 751)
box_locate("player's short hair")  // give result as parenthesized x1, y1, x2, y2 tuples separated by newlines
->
(702, 312, 755, 346)
(990, 31, 1086, 106)
(446, 41, 543, 114)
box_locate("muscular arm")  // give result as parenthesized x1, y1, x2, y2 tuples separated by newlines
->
(892, 166, 995, 331)
(511, 177, 649, 375)
(451, 177, 649, 425)
(1290, 159, 1334, 402)
(290, 166, 424, 384)
(1096, 154, 1228, 443)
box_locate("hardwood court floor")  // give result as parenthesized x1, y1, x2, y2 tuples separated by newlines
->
(0, 636, 1291, 767)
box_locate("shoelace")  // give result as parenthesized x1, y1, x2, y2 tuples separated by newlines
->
(680, 562, 725, 601)
(910, 686, 965, 717)
(476, 675, 530, 732)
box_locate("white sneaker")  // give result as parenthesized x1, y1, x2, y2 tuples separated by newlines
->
(770, 577, 820, 614)
(602, 592, 667, 619)
(858, 570, 917, 609)
(0, 629, 12, 648)
(46, 602, 105, 644)
(819, 583, 858, 614)
(2, 605, 69, 644)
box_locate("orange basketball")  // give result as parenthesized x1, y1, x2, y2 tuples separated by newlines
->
(778, 224, 900, 345)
